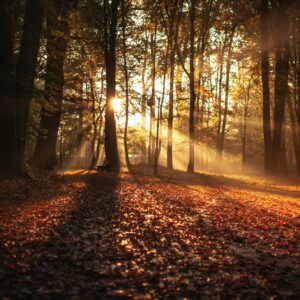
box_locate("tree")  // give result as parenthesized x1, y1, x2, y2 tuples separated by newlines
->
(0, 0, 19, 176)
(217, 27, 235, 160)
(260, 0, 272, 173)
(31, 0, 72, 170)
(270, 0, 290, 172)
(103, 0, 120, 171)
(260, 0, 290, 174)
(15, 0, 45, 169)
(165, 0, 181, 170)
(187, 0, 196, 173)
(289, 0, 300, 175)
(121, 0, 131, 168)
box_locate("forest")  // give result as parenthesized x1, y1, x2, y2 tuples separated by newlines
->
(0, 0, 300, 298)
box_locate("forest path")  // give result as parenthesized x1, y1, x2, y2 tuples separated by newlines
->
(0, 171, 299, 299)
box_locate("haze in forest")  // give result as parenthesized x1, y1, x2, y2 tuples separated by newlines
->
(0, 0, 299, 178)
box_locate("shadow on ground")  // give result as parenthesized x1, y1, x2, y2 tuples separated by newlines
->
(0, 170, 299, 299)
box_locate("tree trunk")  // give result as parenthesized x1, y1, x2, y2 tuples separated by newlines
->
(59, 123, 64, 168)
(141, 37, 148, 164)
(166, 0, 180, 170)
(148, 20, 157, 165)
(278, 121, 288, 173)
(296, 8, 300, 176)
(121, 0, 130, 169)
(260, 0, 272, 174)
(187, 0, 196, 173)
(94, 69, 105, 166)
(89, 62, 98, 169)
(153, 98, 161, 176)
(154, 33, 169, 175)
(242, 74, 253, 170)
(296, 0, 300, 175)
(216, 34, 227, 160)
(15, 0, 45, 167)
(242, 102, 248, 169)
(167, 35, 175, 170)
(104, 0, 120, 171)
(218, 30, 234, 160)
(31, 0, 70, 170)
(287, 92, 299, 172)
(271, 0, 290, 173)
(0, 0, 19, 176)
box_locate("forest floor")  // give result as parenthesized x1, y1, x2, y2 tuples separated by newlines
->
(0, 167, 300, 299)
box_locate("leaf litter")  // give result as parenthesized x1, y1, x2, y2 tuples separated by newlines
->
(0, 170, 299, 299)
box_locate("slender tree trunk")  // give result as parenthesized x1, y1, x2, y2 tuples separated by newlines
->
(187, 0, 196, 173)
(295, 0, 300, 175)
(175, 63, 184, 111)
(96, 71, 105, 165)
(196, 47, 204, 141)
(167, 35, 175, 170)
(166, 0, 179, 170)
(59, 123, 64, 168)
(154, 36, 169, 175)
(95, 115, 103, 166)
(148, 20, 157, 165)
(121, 0, 130, 168)
(287, 92, 299, 171)
(242, 74, 253, 170)
(0, 0, 19, 176)
(242, 103, 248, 169)
(141, 38, 148, 164)
(260, 0, 272, 173)
(153, 98, 161, 175)
(103, 0, 120, 171)
(15, 0, 45, 167)
(278, 121, 288, 173)
(218, 31, 234, 160)
(89, 63, 98, 169)
(271, 0, 290, 173)
(216, 35, 227, 160)
(216, 62, 223, 156)
(31, 0, 70, 170)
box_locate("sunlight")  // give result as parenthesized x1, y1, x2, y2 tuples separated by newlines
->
(156, 123, 257, 175)
(128, 112, 142, 127)
(113, 97, 123, 113)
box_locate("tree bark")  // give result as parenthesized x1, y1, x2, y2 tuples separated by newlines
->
(218, 30, 234, 160)
(271, 0, 290, 172)
(260, 0, 272, 174)
(166, 0, 179, 170)
(88, 60, 98, 169)
(216, 33, 227, 160)
(121, 0, 130, 169)
(148, 20, 157, 165)
(15, 0, 45, 167)
(167, 30, 175, 170)
(187, 0, 196, 173)
(154, 34, 169, 176)
(103, 0, 120, 171)
(31, 0, 71, 170)
(0, 0, 19, 176)
(297, 11, 300, 175)
(242, 77, 253, 170)
(141, 35, 148, 164)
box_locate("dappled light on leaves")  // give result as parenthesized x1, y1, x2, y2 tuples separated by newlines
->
(1, 171, 299, 298)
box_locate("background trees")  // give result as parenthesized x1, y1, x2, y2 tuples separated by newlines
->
(0, 0, 17, 175)
(0, 0, 299, 177)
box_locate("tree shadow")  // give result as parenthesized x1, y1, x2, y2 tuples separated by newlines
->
(127, 173, 300, 297)
(1, 170, 299, 299)
(0, 172, 121, 299)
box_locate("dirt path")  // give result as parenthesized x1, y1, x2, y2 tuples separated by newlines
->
(0, 171, 299, 299)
